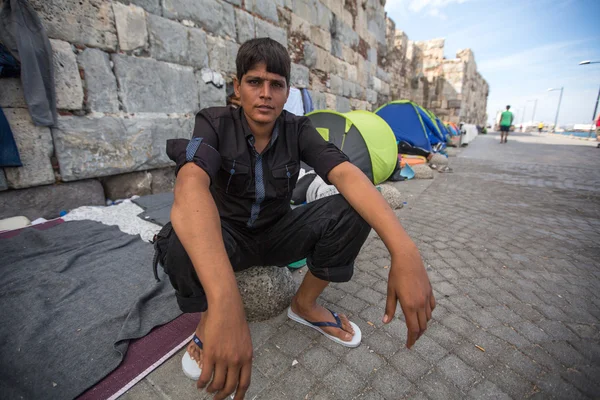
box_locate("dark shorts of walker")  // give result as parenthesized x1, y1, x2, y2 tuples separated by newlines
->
(153, 194, 372, 313)
(500, 125, 510, 132)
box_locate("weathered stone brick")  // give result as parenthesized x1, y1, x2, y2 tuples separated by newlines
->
(53, 114, 194, 181)
(112, 54, 197, 113)
(0, 78, 26, 108)
(336, 96, 351, 112)
(148, 14, 188, 64)
(188, 28, 210, 69)
(310, 26, 332, 52)
(29, 0, 118, 51)
(255, 19, 287, 48)
(113, 2, 147, 51)
(196, 69, 227, 109)
(329, 74, 343, 96)
(119, 0, 160, 14)
(290, 63, 309, 88)
(162, 0, 236, 39)
(332, 15, 358, 48)
(51, 39, 84, 110)
(77, 48, 119, 113)
(207, 36, 239, 75)
(309, 90, 327, 110)
(246, 0, 278, 23)
(3, 109, 54, 189)
(235, 9, 256, 44)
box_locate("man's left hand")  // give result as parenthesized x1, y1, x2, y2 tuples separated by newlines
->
(383, 246, 436, 349)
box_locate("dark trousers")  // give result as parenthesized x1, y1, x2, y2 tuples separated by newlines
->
(155, 195, 371, 313)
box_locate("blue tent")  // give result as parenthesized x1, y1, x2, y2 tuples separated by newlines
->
(375, 100, 444, 153)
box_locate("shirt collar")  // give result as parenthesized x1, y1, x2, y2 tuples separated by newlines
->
(240, 107, 281, 143)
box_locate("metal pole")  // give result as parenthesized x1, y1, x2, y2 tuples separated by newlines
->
(531, 99, 537, 123)
(552, 87, 563, 132)
(521, 105, 526, 125)
(588, 85, 600, 138)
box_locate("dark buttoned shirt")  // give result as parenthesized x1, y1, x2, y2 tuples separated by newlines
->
(167, 106, 349, 231)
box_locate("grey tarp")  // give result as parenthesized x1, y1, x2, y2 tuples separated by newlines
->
(0, 220, 180, 399)
(0, 0, 57, 126)
(133, 192, 174, 226)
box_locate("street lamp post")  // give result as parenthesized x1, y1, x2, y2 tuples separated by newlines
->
(548, 87, 563, 132)
(527, 99, 538, 125)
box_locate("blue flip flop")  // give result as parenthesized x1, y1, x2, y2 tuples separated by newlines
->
(182, 334, 203, 380)
(287, 307, 361, 347)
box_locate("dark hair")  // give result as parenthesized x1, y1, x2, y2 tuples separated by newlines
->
(236, 38, 291, 85)
(506, 105, 511, 110)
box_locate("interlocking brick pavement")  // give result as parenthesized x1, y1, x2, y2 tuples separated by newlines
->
(126, 132, 600, 399)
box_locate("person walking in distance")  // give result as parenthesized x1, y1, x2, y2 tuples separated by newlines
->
(499, 105, 514, 143)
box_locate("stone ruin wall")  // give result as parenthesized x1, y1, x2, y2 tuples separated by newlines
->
(0, 0, 488, 212)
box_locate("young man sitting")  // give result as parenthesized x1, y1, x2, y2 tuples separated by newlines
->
(159, 38, 435, 400)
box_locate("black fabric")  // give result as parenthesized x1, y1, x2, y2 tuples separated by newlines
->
(0, 106, 22, 167)
(166, 106, 349, 231)
(156, 195, 371, 313)
(500, 125, 510, 132)
(133, 192, 174, 226)
(397, 140, 431, 158)
(0, 221, 180, 399)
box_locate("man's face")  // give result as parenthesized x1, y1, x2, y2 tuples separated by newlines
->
(234, 62, 289, 126)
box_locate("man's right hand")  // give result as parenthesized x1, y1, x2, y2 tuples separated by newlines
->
(197, 298, 253, 400)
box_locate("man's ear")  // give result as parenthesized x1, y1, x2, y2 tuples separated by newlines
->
(234, 77, 240, 98)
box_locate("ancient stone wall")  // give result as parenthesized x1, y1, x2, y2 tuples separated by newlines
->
(0, 0, 487, 211)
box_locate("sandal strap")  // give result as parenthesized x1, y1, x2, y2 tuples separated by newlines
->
(192, 334, 203, 350)
(306, 309, 342, 328)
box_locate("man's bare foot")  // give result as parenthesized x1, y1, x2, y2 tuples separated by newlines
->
(186, 312, 206, 370)
(290, 296, 355, 341)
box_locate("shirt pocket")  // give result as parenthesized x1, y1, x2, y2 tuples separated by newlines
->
(216, 157, 251, 196)
(271, 162, 300, 198)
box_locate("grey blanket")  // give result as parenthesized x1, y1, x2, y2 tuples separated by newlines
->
(133, 192, 174, 226)
(0, 220, 180, 399)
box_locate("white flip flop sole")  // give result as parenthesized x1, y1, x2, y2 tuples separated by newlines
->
(182, 350, 202, 380)
(287, 307, 362, 347)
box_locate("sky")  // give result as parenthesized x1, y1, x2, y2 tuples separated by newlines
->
(384, 0, 600, 127)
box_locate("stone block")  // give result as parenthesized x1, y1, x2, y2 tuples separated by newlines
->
(29, 0, 117, 51)
(187, 28, 210, 69)
(101, 171, 153, 200)
(162, 0, 236, 39)
(148, 14, 188, 64)
(0, 170, 6, 191)
(255, 19, 288, 48)
(113, 2, 148, 51)
(336, 96, 351, 112)
(412, 164, 434, 179)
(332, 16, 358, 48)
(50, 39, 84, 110)
(112, 54, 197, 113)
(224, 0, 242, 5)
(310, 26, 332, 52)
(246, 0, 278, 23)
(290, 63, 309, 88)
(3, 109, 54, 189)
(207, 36, 239, 75)
(314, 0, 333, 31)
(196, 69, 227, 109)
(331, 40, 343, 59)
(303, 43, 331, 72)
(0, 179, 106, 220)
(448, 99, 462, 109)
(342, 80, 354, 97)
(292, 0, 317, 26)
(119, 0, 160, 14)
(309, 90, 327, 110)
(235, 9, 256, 44)
(53, 114, 194, 181)
(77, 48, 119, 113)
(325, 93, 336, 110)
(290, 14, 311, 39)
(237, 266, 296, 321)
(150, 167, 176, 194)
(0, 78, 26, 108)
(376, 66, 389, 82)
(329, 75, 343, 96)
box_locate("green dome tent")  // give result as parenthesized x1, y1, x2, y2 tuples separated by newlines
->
(307, 110, 398, 184)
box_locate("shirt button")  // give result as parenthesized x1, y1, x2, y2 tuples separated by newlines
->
(230, 169, 235, 174)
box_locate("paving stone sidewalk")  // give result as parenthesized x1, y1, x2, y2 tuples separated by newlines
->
(126, 131, 600, 399)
